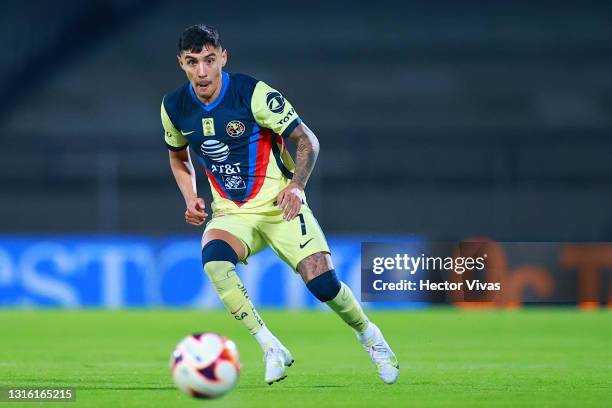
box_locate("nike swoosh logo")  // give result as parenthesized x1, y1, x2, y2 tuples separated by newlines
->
(230, 306, 243, 315)
(180, 130, 195, 136)
(299, 238, 314, 249)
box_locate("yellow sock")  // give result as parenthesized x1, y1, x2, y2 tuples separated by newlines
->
(326, 283, 369, 333)
(203, 261, 264, 335)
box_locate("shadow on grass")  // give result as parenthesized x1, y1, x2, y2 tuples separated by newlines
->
(261, 385, 346, 389)
(77, 386, 176, 390)
(66, 385, 346, 391)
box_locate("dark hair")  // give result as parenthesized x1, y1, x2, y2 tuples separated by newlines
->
(178, 24, 221, 54)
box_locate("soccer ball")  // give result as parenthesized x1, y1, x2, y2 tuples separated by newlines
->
(170, 333, 240, 399)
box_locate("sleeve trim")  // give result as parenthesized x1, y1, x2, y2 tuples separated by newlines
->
(281, 117, 302, 138)
(166, 142, 188, 152)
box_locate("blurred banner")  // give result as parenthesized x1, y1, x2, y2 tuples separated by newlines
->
(0, 236, 610, 308)
(0, 236, 364, 309)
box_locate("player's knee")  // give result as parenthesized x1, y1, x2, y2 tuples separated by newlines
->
(306, 269, 341, 302)
(202, 240, 238, 281)
(202, 239, 238, 265)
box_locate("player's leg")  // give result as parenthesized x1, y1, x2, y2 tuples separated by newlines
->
(201, 217, 293, 384)
(261, 207, 399, 384)
(201, 229, 266, 336)
(297, 252, 368, 332)
(297, 252, 399, 384)
(260, 207, 371, 335)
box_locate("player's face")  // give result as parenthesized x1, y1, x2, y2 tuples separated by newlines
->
(178, 45, 227, 103)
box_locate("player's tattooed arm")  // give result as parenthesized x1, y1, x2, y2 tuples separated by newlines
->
(287, 123, 320, 189)
(277, 123, 320, 221)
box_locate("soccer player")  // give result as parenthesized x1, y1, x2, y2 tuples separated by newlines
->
(161, 24, 399, 385)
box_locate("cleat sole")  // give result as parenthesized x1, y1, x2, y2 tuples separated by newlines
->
(266, 375, 287, 385)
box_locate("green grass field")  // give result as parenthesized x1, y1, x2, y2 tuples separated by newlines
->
(0, 309, 610, 407)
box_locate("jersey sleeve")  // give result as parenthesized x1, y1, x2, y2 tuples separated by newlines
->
(251, 81, 302, 138)
(161, 98, 188, 151)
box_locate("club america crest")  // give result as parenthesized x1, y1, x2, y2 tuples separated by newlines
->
(226, 120, 245, 137)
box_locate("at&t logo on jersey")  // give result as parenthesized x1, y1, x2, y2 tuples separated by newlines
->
(200, 140, 229, 162)
(226, 120, 245, 137)
(210, 162, 246, 190)
(266, 91, 285, 113)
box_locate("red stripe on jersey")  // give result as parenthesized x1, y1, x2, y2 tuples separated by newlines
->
(205, 169, 229, 200)
(240, 129, 272, 205)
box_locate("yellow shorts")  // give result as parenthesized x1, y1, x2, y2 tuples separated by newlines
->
(202, 205, 330, 271)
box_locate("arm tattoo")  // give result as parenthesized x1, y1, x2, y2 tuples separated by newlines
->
(290, 126, 319, 189)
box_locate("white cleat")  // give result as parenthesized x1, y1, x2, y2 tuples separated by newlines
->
(264, 346, 294, 385)
(357, 322, 400, 384)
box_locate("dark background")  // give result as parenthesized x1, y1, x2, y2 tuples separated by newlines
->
(1, 0, 611, 240)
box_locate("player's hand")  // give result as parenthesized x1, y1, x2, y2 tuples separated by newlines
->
(185, 197, 208, 226)
(277, 182, 303, 221)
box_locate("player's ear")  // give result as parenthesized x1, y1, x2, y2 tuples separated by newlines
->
(177, 54, 189, 75)
(220, 48, 227, 67)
